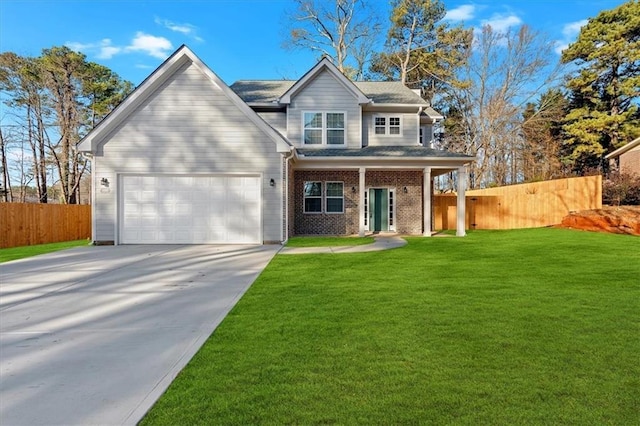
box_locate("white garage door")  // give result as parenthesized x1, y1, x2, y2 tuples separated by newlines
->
(120, 175, 261, 244)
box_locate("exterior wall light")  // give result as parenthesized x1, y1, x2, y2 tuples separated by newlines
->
(403, 186, 408, 193)
(270, 178, 275, 187)
(100, 178, 109, 187)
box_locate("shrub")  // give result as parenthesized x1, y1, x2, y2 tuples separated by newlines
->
(603, 172, 640, 205)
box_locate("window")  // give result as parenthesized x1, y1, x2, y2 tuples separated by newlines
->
(326, 113, 345, 145)
(326, 182, 344, 213)
(303, 113, 323, 145)
(374, 115, 402, 136)
(304, 181, 322, 213)
(303, 112, 345, 145)
(302, 181, 344, 214)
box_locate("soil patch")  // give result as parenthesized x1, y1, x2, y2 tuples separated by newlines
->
(560, 206, 640, 236)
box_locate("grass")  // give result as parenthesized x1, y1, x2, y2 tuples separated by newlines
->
(141, 228, 640, 425)
(286, 235, 375, 247)
(0, 239, 89, 263)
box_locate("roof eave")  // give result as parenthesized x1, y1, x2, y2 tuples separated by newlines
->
(605, 137, 640, 159)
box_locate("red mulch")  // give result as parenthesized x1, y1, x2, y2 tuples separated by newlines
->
(560, 206, 640, 236)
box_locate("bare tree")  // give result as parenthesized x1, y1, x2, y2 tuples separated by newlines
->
(283, 0, 381, 78)
(442, 25, 562, 188)
(0, 126, 11, 201)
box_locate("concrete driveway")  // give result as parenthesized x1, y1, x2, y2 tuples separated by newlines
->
(0, 244, 279, 426)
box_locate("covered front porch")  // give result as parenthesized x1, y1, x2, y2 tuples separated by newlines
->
(286, 147, 473, 239)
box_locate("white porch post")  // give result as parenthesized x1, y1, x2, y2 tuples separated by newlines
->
(423, 167, 432, 237)
(359, 167, 366, 237)
(456, 166, 467, 237)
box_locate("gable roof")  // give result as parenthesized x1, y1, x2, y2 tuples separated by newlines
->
(231, 79, 441, 120)
(77, 45, 291, 153)
(231, 80, 429, 105)
(605, 137, 640, 159)
(278, 57, 371, 105)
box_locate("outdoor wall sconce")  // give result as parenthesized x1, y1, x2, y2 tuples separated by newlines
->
(403, 186, 408, 193)
(100, 178, 109, 187)
(270, 178, 275, 187)
(352, 186, 357, 193)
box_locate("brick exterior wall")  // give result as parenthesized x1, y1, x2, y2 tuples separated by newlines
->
(366, 170, 424, 235)
(620, 146, 640, 175)
(292, 169, 425, 236)
(293, 170, 360, 235)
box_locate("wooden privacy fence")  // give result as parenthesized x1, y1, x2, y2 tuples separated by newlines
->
(0, 203, 91, 249)
(434, 175, 602, 230)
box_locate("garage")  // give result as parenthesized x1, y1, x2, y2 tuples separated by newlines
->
(120, 175, 261, 244)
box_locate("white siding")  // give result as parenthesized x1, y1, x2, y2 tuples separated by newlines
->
(257, 111, 287, 134)
(94, 61, 283, 243)
(287, 70, 361, 148)
(363, 112, 419, 147)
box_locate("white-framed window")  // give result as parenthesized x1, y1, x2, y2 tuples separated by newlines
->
(303, 112, 346, 145)
(304, 181, 322, 213)
(325, 182, 344, 213)
(373, 115, 402, 136)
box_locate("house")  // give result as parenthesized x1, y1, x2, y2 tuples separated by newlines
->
(78, 45, 474, 245)
(605, 137, 640, 175)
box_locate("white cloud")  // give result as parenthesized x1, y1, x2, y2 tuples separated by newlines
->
(562, 19, 588, 38)
(96, 39, 121, 59)
(65, 41, 93, 52)
(555, 19, 587, 55)
(155, 17, 204, 42)
(445, 5, 476, 21)
(66, 39, 120, 59)
(125, 32, 173, 59)
(481, 14, 523, 33)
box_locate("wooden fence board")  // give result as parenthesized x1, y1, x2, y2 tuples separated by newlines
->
(435, 176, 602, 230)
(0, 203, 91, 249)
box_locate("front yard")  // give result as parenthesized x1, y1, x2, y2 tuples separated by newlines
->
(142, 228, 639, 424)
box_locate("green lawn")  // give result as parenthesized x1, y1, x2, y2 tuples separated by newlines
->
(0, 239, 89, 263)
(286, 235, 375, 247)
(141, 228, 640, 425)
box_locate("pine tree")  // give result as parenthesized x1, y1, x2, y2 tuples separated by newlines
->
(561, 0, 640, 173)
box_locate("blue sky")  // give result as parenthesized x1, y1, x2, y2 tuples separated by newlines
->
(0, 0, 625, 86)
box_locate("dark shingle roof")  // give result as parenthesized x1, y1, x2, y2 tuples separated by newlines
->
(230, 81, 295, 103)
(297, 146, 473, 159)
(230, 80, 429, 105)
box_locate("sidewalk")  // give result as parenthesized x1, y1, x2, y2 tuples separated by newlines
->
(278, 235, 407, 254)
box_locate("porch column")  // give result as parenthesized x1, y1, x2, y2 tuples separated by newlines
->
(456, 166, 467, 237)
(423, 167, 432, 237)
(359, 167, 366, 237)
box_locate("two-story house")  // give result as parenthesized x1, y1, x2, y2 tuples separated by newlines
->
(78, 45, 474, 245)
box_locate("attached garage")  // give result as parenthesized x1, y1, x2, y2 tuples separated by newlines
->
(120, 175, 261, 244)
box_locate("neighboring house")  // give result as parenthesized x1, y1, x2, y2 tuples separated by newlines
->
(78, 45, 474, 245)
(605, 137, 640, 175)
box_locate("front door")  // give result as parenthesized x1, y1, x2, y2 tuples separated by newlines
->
(369, 188, 389, 232)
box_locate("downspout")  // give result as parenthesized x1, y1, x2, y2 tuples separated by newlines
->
(82, 152, 96, 244)
(282, 148, 295, 244)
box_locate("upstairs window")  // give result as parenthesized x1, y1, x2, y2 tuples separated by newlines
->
(304, 112, 345, 145)
(374, 115, 402, 136)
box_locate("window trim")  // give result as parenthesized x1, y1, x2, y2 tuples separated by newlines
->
(302, 111, 347, 146)
(325, 181, 344, 214)
(372, 114, 403, 137)
(303, 181, 323, 214)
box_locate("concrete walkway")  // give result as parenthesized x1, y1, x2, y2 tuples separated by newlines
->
(279, 235, 407, 254)
(0, 244, 279, 426)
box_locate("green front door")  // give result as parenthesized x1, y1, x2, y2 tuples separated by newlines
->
(369, 188, 389, 232)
